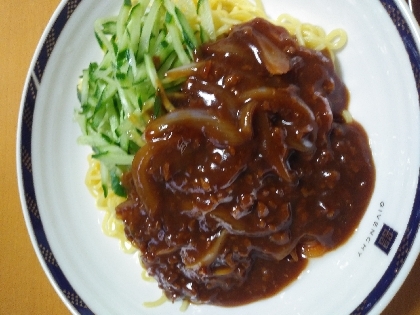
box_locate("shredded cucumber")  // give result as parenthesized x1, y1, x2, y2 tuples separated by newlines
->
(75, 0, 217, 197)
(197, 0, 215, 42)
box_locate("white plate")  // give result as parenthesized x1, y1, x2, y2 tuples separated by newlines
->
(17, 0, 420, 314)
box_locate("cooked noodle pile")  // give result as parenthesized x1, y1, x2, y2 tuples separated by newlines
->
(115, 17, 374, 305)
(85, 0, 348, 254)
(82, 0, 363, 307)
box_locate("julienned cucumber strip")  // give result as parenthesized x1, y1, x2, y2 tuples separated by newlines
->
(75, 0, 216, 197)
(197, 0, 216, 42)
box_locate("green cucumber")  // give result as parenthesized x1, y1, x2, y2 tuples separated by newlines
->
(197, 0, 215, 42)
(76, 0, 219, 196)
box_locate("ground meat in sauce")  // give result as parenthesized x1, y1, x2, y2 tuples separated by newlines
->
(116, 17, 375, 306)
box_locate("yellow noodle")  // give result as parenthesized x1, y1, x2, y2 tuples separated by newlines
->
(85, 156, 137, 254)
(141, 269, 156, 282)
(197, 0, 346, 52)
(342, 109, 353, 123)
(275, 13, 347, 53)
(85, 0, 348, 307)
(143, 292, 168, 308)
(179, 299, 190, 312)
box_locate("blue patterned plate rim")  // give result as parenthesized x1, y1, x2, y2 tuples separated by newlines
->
(16, 0, 420, 314)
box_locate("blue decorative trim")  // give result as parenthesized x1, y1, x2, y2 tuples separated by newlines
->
(350, 1, 420, 314)
(19, 0, 93, 314)
(34, 0, 82, 83)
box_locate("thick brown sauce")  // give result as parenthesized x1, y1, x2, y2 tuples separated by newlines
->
(116, 18, 375, 306)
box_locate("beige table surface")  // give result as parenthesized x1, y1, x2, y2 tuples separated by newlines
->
(1, 1, 420, 314)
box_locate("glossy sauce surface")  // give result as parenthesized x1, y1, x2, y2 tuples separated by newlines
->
(116, 18, 375, 306)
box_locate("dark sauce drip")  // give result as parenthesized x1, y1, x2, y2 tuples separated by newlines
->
(116, 18, 375, 306)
